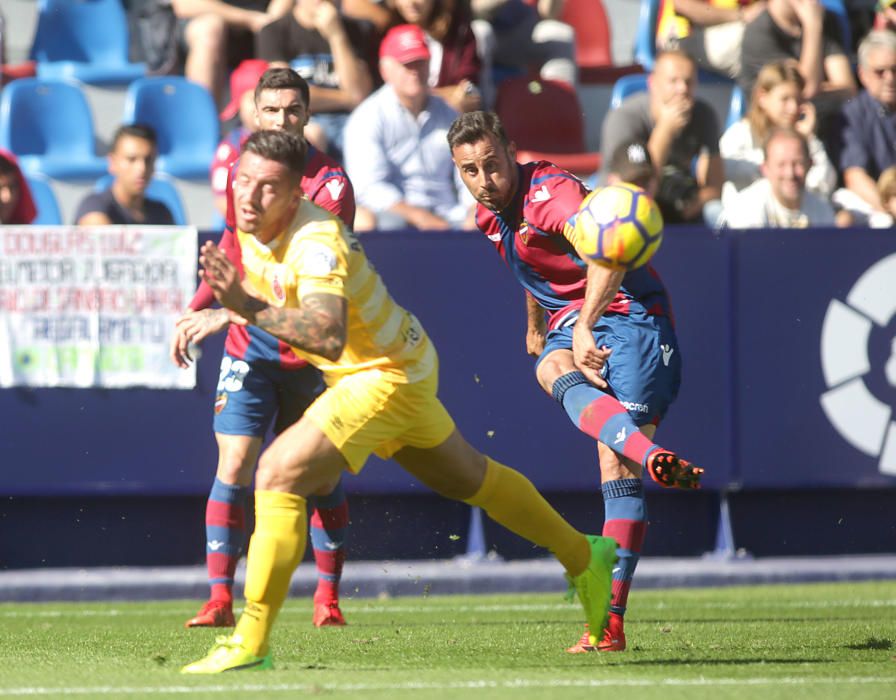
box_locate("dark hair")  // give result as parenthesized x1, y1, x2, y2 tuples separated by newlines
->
(609, 141, 655, 190)
(242, 129, 308, 175)
(111, 123, 157, 150)
(447, 110, 510, 151)
(0, 153, 18, 178)
(762, 126, 810, 162)
(255, 67, 310, 108)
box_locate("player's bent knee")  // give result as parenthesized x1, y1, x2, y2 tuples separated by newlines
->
(535, 349, 576, 393)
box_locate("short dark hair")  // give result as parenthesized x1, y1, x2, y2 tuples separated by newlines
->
(111, 123, 157, 150)
(242, 129, 308, 175)
(447, 110, 510, 151)
(255, 67, 310, 108)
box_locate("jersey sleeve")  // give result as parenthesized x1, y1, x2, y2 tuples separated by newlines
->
(187, 228, 243, 310)
(210, 140, 238, 198)
(527, 167, 589, 241)
(308, 171, 357, 229)
(292, 222, 349, 301)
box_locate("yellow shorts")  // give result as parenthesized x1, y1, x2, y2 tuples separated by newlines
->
(305, 366, 456, 473)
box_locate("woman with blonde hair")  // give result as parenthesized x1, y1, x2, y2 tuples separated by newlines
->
(720, 59, 836, 205)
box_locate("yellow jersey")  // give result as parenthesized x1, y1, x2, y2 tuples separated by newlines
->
(236, 200, 436, 384)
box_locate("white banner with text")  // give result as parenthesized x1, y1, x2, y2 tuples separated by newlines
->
(0, 226, 198, 388)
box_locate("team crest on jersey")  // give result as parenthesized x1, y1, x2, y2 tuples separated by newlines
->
(271, 265, 287, 304)
(214, 393, 228, 414)
(519, 220, 530, 245)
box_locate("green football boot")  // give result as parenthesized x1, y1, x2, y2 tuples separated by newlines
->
(566, 535, 618, 645)
(181, 634, 272, 674)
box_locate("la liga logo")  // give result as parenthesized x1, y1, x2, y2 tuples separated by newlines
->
(820, 253, 896, 476)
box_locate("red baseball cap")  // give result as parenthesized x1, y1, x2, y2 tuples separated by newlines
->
(379, 24, 431, 64)
(220, 59, 270, 120)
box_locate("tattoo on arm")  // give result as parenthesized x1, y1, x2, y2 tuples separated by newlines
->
(242, 292, 348, 361)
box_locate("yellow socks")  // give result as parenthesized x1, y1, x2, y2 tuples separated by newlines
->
(465, 458, 590, 576)
(234, 490, 307, 656)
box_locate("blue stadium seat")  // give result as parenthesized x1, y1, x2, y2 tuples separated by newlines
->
(123, 77, 219, 180)
(93, 173, 189, 226)
(29, 0, 146, 86)
(610, 73, 648, 109)
(0, 78, 107, 179)
(634, 0, 660, 70)
(24, 173, 62, 225)
(725, 84, 745, 130)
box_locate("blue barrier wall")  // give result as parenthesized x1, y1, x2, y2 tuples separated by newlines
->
(2, 228, 895, 497)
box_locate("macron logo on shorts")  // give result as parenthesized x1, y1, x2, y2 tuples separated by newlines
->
(661, 344, 674, 366)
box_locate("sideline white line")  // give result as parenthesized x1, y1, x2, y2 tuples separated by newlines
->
(2, 598, 895, 618)
(0, 676, 894, 696)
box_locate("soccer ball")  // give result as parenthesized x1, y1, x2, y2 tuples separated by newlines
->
(572, 183, 664, 271)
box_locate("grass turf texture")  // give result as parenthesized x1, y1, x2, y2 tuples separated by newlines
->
(0, 581, 894, 699)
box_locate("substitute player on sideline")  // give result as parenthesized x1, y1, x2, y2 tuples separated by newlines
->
(181, 130, 617, 673)
(170, 68, 355, 630)
(448, 111, 703, 653)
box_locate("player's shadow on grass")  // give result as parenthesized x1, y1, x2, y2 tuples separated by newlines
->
(845, 637, 892, 651)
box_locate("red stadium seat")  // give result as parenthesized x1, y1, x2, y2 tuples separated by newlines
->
(495, 76, 601, 176)
(561, 0, 645, 83)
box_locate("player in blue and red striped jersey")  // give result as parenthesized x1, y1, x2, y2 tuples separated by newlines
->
(449, 111, 703, 653)
(171, 68, 355, 630)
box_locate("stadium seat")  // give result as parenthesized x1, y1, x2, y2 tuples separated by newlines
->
(561, 0, 612, 68)
(495, 76, 601, 176)
(725, 84, 745, 131)
(93, 173, 189, 226)
(634, 0, 661, 70)
(24, 173, 62, 225)
(122, 77, 220, 180)
(29, 0, 146, 86)
(0, 78, 107, 179)
(610, 73, 648, 109)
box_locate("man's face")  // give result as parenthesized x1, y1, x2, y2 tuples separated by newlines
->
(232, 150, 302, 239)
(382, 56, 429, 101)
(255, 88, 310, 136)
(393, 0, 432, 24)
(859, 46, 896, 109)
(762, 135, 808, 208)
(0, 171, 20, 224)
(109, 135, 156, 197)
(451, 134, 518, 212)
(650, 55, 696, 107)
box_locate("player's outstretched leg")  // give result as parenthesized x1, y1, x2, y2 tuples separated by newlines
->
(462, 457, 618, 637)
(568, 477, 646, 653)
(185, 477, 247, 628)
(552, 371, 703, 489)
(182, 490, 307, 673)
(308, 479, 349, 627)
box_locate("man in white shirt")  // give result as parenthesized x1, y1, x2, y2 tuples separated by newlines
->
(343, 24, 475, 231)
(720, 127, 835, 228)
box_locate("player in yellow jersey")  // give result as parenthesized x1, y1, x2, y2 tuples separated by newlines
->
(181, 130, 618, 674)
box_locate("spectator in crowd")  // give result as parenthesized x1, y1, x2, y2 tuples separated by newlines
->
(386, 0, 484, 112)
(75, 125, 175, 226)
(720, 127, 836, 227)
(720, 59, 836, 209)
(656, 0, 768, 79)
(342, 0, 393, 34)
(211, 58, 270, 217)
(600, 50, 723, 225)
(834, 29, 896, 221)
(470, 0, 576, 86)
(605, 141, 658, 195)
(0, 150, 36, 225)
(739, 0, 856, 107)
(875, 0, 896, 31)
(872, 165, 896, 227)
(171, 0, 293, 107)
(256, 0, 373, 159)
(344, 24, 475, 231)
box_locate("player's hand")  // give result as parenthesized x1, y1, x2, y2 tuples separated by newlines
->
(526, 326, 546, 357)
(169, 308, 231, 368)
(572, 322, 611, 389)
(199, 241, 250, 315)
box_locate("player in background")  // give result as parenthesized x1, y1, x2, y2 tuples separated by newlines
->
(170, 68, 355, 630)
(181, 129, 617, 673)
(448, 111, 703, 653)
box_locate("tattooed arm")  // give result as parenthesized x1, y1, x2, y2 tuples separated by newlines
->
(199, 240, 348, 361)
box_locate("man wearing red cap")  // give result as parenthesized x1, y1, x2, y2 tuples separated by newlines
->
(343, 23, 475, 231)
(211, 59, 272, 219)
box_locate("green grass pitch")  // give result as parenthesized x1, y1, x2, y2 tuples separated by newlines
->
(0, 580, 894, 699)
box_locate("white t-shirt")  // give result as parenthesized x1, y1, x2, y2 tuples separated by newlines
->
(720, 178, 836, 228)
